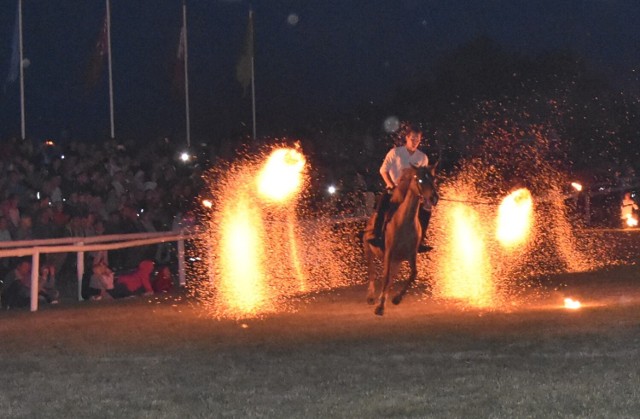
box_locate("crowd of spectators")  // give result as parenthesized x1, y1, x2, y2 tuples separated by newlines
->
(0, 125, 402, 308)
(0, 135, 205, 304)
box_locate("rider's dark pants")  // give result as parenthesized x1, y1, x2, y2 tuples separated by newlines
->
(371, 192, 392, 239)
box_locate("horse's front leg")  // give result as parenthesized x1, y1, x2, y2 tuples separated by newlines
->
(393, 254, 418, 305)
(375, 254, 399, 316)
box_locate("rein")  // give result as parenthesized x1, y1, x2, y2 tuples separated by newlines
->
(438, 196, 498, 206)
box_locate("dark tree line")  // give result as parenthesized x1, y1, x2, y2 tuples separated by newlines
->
(314, 36, 640, 184)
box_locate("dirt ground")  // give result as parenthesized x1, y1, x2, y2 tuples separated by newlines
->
(1, 258, 640, 418)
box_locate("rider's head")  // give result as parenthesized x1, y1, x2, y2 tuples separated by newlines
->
(403, 124, 422, 152)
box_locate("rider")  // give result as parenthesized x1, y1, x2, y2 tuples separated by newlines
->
(368, 123, 433, 253)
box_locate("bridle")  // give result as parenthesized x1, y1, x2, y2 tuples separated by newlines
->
(415, 169, 439, 207)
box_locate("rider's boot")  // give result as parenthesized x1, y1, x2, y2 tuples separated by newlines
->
(417, 207, 433, 253)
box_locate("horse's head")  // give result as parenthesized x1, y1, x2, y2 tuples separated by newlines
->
(411, 162, 439, 209)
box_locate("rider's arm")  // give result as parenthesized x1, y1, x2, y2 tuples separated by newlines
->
(380, 171, 395, 190)
(379, 148, 396, 190)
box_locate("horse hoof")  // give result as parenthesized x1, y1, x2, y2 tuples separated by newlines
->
(392, 296, 402, 305)
(367, 297, 375, 305)
(374, 306, 384, 316)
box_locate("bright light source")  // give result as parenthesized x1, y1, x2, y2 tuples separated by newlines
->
(564, 297, 581, 310)
(256, 148, 306, 203)
(44, 139, 55, 146)
(202, 199, 213, 208)
(180, 152, 190, 162)
(327, 185, 337, 195)
(625, 215, 638, 227)
(570, 182, 582, 192)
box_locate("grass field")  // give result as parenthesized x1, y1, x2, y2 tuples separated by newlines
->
(1, 262, 640, 418)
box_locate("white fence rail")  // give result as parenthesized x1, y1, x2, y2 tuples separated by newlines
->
(0, 230, 198, 312)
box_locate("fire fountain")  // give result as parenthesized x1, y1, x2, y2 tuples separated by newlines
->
(191, 136, 611, 318)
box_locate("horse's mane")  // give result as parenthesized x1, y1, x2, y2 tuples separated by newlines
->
(390, 168, 416, 204)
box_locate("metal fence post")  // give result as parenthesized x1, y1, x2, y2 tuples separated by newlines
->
(77, 245, 84, 301)
(178, 238, 186, 286)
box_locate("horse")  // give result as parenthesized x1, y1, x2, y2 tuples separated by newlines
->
(362, 164, 439, 316)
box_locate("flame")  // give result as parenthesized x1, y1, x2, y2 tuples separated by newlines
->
(563, 297, 581, 310)
(496, 188, 533, 248)
(218, 193, 267, 314)
(203, 146, 309, 318)
(625, 214, 638, 227)
(256, 147, 306, 203)
(440, 204, 494, 307)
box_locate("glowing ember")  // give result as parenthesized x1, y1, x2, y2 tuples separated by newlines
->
(256, 147, 306, 203)
(564, 297, 582, 310)
(496, 188, 533, 248)
(624, 215, 638, 227)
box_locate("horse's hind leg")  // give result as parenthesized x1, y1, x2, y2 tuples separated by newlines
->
(392, 255, 417, 305)
(365, 246, 377, 305)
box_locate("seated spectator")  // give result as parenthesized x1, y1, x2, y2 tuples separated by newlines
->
(0, 216, 11, 276)
(2, 258, 32, 308)
(38, 264, 60, 304)
(88, 260, 115, 301)
(0, 215, 12, 241)
(14, 213, 33, 241)
(152, 265, 173, 293)
(110, 259, 155, 298)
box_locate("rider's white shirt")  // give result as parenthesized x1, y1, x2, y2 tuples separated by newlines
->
(379, 145, 429, 185)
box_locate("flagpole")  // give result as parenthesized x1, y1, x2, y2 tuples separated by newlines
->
(18, 0, 25, 140)
(106, 0, 115, 139)
(250, 9, 256, 141)
(182, 0, 191, 149)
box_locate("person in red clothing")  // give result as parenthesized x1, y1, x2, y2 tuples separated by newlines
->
(111, 259, 155, 298)
(152, 265, 173, 293)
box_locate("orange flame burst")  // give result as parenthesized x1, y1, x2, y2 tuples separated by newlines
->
(439, 204, 495, 307)
(256, 147, 306, 203)
(496, 188, 533, 248)
(219, 193, 268, 314)
(624, 215, 638, 228)
(211, 146, 308, 318)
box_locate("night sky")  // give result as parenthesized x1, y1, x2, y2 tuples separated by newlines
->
(1, 0, 640, 146)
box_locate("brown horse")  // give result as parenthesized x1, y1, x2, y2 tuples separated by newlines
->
(363, 164, 439, 316)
